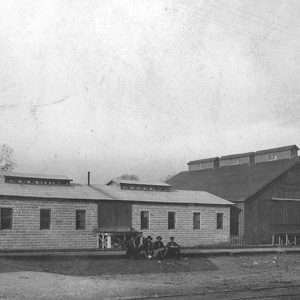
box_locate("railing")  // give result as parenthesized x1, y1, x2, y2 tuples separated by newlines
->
(230, 235, 243, 246)
(272, 233, 300, 246)
(97, 232, 143, 250)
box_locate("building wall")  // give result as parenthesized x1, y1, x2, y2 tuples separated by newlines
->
(0, 198, 98, 250)
(244, 164, 300, 245)
(131, 203, 230, 246)
(255, 150, 292, 164)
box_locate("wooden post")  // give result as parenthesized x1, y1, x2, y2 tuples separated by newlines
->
(286, 234, 288, 246)
(272, 234, 275, 246)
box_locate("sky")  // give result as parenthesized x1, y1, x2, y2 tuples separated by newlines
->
(0, 0, 299, 184)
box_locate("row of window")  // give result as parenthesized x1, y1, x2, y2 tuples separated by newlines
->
(5, 178, 70, 185)
(120, 184, 169, 192)
(0, 208, 86, 230)
(141, 211, 224, 230)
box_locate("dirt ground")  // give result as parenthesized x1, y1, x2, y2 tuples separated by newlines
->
(0, 253, 300, 299)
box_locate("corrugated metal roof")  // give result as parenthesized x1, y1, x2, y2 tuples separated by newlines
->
(92, 185, 232, 205)
(1, 172, 72, 181)
(0, 183, 111, 200)
(107, 179, 171, 187)
(0, 182, 232, 205)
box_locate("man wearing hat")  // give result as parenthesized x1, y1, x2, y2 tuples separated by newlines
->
(140, 235, 154, 259)
(153, 236, 166, 259)
(166, 237, 180, 259)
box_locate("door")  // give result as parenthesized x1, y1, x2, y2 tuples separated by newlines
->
(98, 201, 131, 232)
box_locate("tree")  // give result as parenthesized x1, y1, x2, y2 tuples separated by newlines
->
(0, 144, 17, 172)
(117, 174, 139, 181)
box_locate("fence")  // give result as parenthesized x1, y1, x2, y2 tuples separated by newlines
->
(230, 235, 243, 246)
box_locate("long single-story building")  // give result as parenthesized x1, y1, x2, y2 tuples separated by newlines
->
(0, 173, 232, 250)
(167, 145, 300, 245)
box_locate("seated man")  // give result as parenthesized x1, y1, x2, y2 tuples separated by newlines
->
(153, 236, 165, 259)
(165, 237, 180, 259)
(125, 237, 139, 259)
(140, 235, 154, 259)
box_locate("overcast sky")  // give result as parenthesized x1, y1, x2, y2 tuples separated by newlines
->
(0, 0, 299, 183)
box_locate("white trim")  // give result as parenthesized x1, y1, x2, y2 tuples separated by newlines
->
(272, 197, 300, 202)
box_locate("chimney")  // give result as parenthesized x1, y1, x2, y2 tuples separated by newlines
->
(88, 171, 90, 186)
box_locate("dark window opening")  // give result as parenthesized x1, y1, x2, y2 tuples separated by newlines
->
(40, 209, 51, 230)
(168, 211, 175, 230)
(141, 211, 149, 230)
(217, 213, 223, 229)
(193, 212, 200, 229)
(0, 208, 13, 230)
(76, 210, 86, 230)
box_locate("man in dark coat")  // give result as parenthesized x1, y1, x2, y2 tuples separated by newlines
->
(140, 235, 154, 259)
(165, 237, 180, 259)
(153, 236, 166, 259)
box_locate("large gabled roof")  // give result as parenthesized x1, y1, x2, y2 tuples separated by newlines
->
(167, 158, 300, 202)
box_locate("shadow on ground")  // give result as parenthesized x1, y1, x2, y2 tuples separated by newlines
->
(0, 256, 218, 276)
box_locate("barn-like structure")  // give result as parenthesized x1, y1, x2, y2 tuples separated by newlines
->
(0, 173, 232, 250)
(168, 145, 300, 245)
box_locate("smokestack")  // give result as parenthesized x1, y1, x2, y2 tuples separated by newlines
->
(88, 171, 90, 186)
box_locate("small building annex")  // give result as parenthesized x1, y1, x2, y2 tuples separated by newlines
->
(0, 172, 232, 250)
(167, 145, 300, 245)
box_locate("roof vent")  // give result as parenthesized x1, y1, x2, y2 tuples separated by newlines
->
(187, 157, 219, 171)
(219, 152, 254, 167)
(254, 145, 299, 164)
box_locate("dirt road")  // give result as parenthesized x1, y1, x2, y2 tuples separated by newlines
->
(0, 253, 299, 299)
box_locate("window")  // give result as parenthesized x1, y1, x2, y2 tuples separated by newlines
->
(40, 209, 51, 230)
(0, 208, 13, 230)
(217, 213, 223, 229)
(230, 159, 238, 165)
(267, 153, 277, 161)
(76, 210, 86, 230)
(193, 212, 200, 229)
(141, 211, 149, 230)
(168, 211, 175, 229)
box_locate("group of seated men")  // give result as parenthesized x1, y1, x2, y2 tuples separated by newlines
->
(126, 235, 180, 259)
